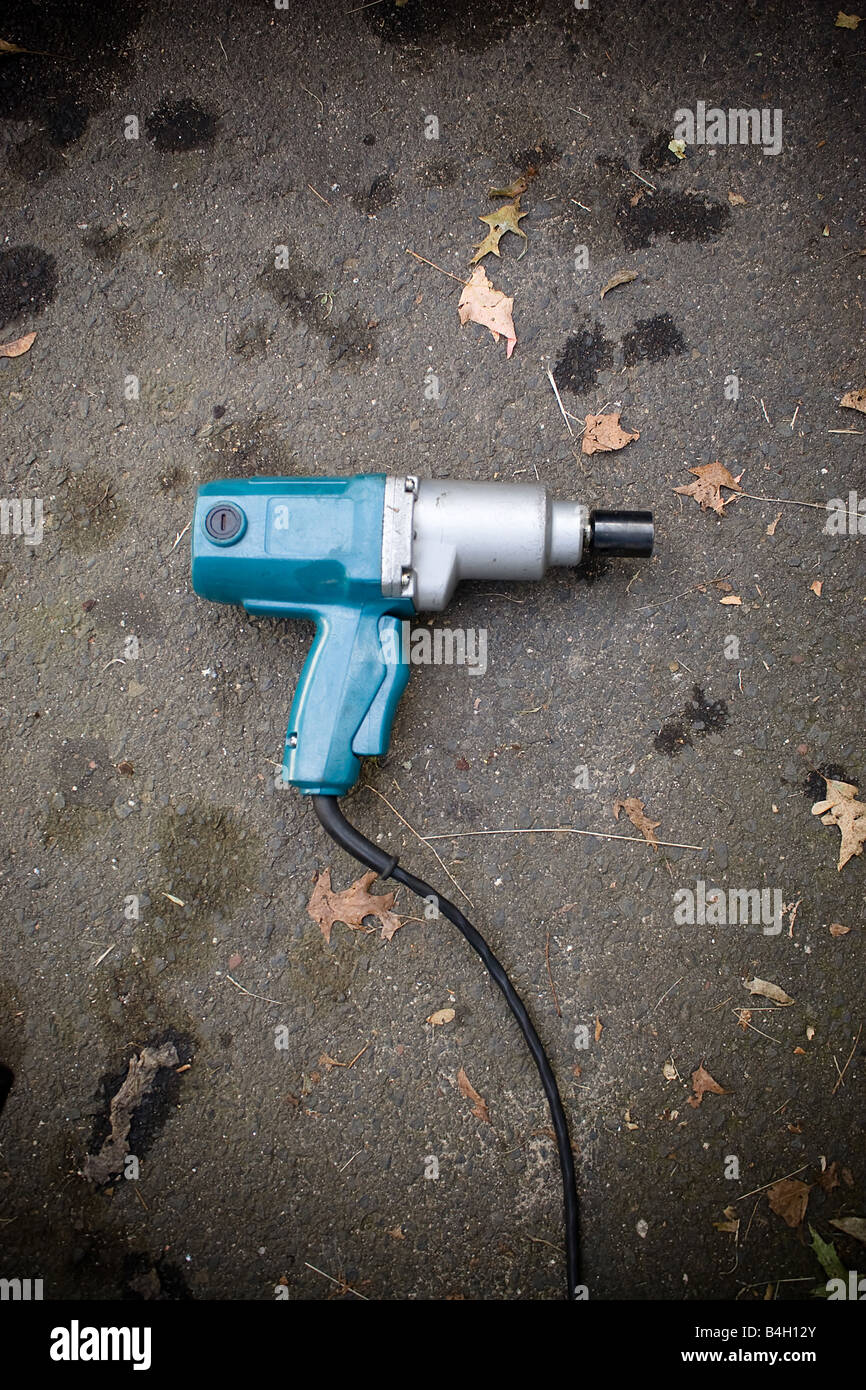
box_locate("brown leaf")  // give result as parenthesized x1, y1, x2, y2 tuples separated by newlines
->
(817, 1161, 841, 1193)
(594, 1015, 604, 1042)
(471, 198, 528, 264)
(488, 175, 530, 199)
(83, 1043, 180, 1182)
(767, 1178, 811, 1228)
(427, 1007, 455, 1027)
(811, 777, 866, 871)
(613, 796, 660, 849)
(766, 512, 782, 535)
(840, 386, 866, 413)
(456, 1066, 490, 1124)
(719, 594, 742, 605)
(116, 760, 134, 776)
(307, 868, 402, 944)
(582, 411, 640, 456)
(0, 330, 36, 357)
(687, 1064, 729, 1108)
(674, 461, 744, 515)
(809, 579, 823, 597)
(831, 1216, 866, 1244)
(599, 269, 638, 300)
(728, 191, 746, 205)
(457, 265, 516, 358)
(829, 922, 851, 937)
(835, 12, 862, 30)
(743, 976, 795, 1005)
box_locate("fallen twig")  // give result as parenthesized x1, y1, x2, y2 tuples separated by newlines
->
(405, 248, 469, 286)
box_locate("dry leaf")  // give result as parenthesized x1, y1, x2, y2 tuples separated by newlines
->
(719, 594, 742, 606)
(766, 512, 782, 536)
(457, 265, 516, 358)
(831, 1216, 866, 1244)
(613, 796, 660, 849)
(674, 461, 744, 515)
(688, 1064, 729, 1108)
(600, 269, 638, 300)
(161, 891, 185, 906)
(767, 1178, 811, 1228)
(582, 411, 640, 456)
(0, 38, 31, 53)
(714, 1204, 740, 1236)
(728, 191, 746, 206)
(840, 386, 866, 414)
(307, 868, 402, 944)
(668, 138, 686, 159)
(456, 1066, 490, 1124)
(811, 777, 866, 871)
(594, 1015, 604, 1042)
(0, 330, 36, 358)
(489, 175, 530, 199)
(806, 1025, 816, 1040)
(817, 1161, 842, 1193)
(793, 1046, 806, 1055)
(810, 579, 823, 597)
(83, 1043, 180, 1182)
(427, 1007, 455, 1027)
(828, 922, 851, 937)
(387, 1226, 405, 1240)
(743, 977, 794, 1005)
(662, 1060, 677, 1080)
(471, 199, 528, 263)
(736, 1008, 752, 1030)
(835, 12, 862, 28)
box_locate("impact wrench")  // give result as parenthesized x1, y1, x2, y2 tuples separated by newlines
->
(191, 474, 653, 1300)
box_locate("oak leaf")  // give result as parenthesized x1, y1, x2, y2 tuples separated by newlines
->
(674, 462, 744, 515)
(307, 868, 402, 944)
(458, 265, 516, 357)
(613, 795, 660, 849)
(688, 1064, 729, 1108)
(767, 1178, 811, 1229)
(471, 198, 528, 263)
(582, 411, 640, 456)
(811, 777, 866, 871)
(456, 1066, 490, 1124)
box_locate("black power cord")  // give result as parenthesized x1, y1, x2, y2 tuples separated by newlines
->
(312, 793, 580, 1301)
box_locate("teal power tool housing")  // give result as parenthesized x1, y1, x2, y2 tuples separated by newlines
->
(191, 471, 653, 1299)
(192, 473, 653, 795)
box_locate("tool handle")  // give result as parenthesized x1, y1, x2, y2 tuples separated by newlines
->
(274, 603, 409, 795)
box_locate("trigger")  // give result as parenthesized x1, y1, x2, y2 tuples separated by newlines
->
(352, 615, 410, 757)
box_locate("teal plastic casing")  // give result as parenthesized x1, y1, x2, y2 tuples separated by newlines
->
(191, 475, 414, 795)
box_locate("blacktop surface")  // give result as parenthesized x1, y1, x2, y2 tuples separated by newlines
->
(0, 0, 863, 1302)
